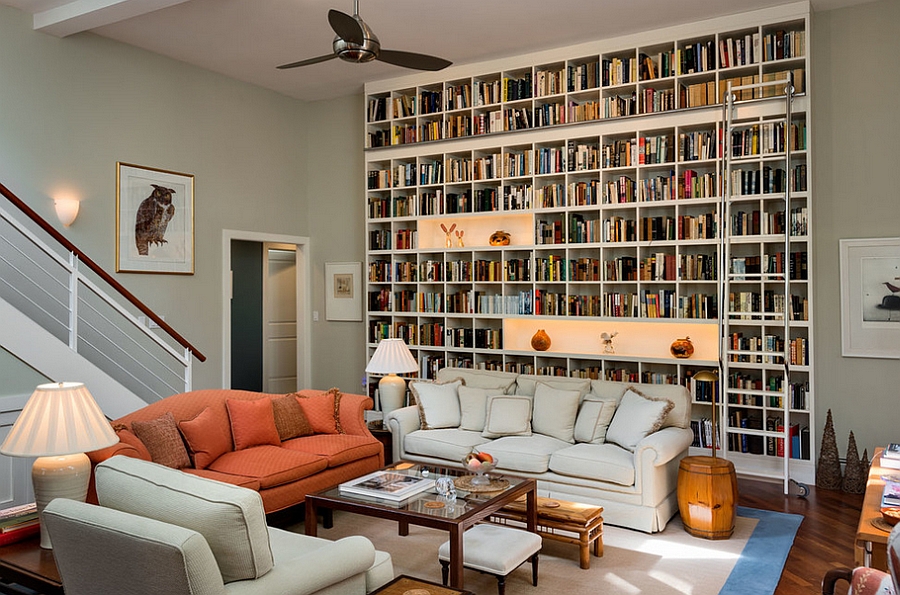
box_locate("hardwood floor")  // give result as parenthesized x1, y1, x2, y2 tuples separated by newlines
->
(738, 477, 864, 595)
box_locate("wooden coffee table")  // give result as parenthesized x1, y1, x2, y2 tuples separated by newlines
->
(305, 461, 536, 590)
(856, 447, 892, 570)
(370, 574, 472, 595)
(0, 534, 63, 595)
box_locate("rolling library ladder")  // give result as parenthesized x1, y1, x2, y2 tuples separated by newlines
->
(720, 76, 809, 495)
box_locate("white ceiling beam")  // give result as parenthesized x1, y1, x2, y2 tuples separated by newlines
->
(33, 0, 191, 37)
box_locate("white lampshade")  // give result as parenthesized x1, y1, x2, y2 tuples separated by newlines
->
(1, 382, 118, 549)
(365, 338, 419, 375)
(1, 382, 118, 457)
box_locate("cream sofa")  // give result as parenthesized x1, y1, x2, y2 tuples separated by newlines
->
(44, 456, 393, 595)
(385, 367, 694, 533)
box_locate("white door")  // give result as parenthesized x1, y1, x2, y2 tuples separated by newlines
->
(262, 245, 297, 393)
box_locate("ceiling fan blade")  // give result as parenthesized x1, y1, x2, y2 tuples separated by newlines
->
(377, 49, 452, 71)
(328, 9, 364, 45)
(277, 54, 337, 70)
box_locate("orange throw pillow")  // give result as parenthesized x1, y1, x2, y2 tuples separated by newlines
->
(131, 412, 191, 469)
(272, 395, 314, 441)
(179, 407, 233, 468)
(226, 398, 281, 450)
(294, 388, 343, 434)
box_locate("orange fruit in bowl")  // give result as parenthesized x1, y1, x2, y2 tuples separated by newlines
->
(477, 452, 494, 464)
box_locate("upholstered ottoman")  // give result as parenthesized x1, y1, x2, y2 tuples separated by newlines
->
(438, 524, 541, 595)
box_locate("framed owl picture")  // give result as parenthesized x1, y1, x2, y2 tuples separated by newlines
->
(116, 162, 194, 274)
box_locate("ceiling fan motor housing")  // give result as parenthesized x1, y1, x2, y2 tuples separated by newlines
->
(333, 18, 380, 63)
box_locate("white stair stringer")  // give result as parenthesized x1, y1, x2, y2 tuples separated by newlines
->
(0, 296, 145, 419)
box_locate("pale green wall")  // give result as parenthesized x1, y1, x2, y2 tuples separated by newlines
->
(0, 348, 47, 397)
(812, 0, 900, 457)
(0, 5, 309, 392)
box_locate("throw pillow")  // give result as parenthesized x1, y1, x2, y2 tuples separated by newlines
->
(111, 424, 152, 460)
(482, 395, 532, 438)
(409, 379, 463, 430)
(531, 382, 581, 443)
(178, 407, 233, 469)
(458, 385, 504, 432)
(131, 412, 191, 469)
(226, 398, 281, 450)
(271, 394, 313, 440)
(573, 396, 619, 444)
(605, 388, 675, 451)
(95, 456, 274, 583)
(293, 388, 343, 434)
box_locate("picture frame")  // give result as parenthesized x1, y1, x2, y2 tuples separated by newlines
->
(116, 162, 194, 274)
(840, 237, 900, 359)
(325, 262, 362, 321)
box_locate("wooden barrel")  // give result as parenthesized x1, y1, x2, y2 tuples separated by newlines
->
(677, 455, 737, 540)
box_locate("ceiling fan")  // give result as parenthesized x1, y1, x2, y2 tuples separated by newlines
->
(277, 0, 452, 72)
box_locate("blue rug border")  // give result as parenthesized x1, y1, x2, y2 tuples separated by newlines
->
(718, 506, 803, 595)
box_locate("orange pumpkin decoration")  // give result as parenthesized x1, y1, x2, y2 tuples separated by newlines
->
(489, 230, 511, 246)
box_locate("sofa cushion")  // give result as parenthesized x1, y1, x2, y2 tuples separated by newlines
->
(531, 382, 581, 443)
(573, 396, 618, 444)
(409, 379, 462, 429)
(208, 445, 328, 489)
(514, 375, 590, 398)
(226, 398, 281, 450)
(182, 468, 261, 490)
(294, 389, 343, 434)
(436, 367, 518, 393)
(178, 407, 233, 469)
(271, 394, 314, 441)
(95, 456, 274, 584)
(487, 434, 571, 474)
(549, 443, 635, 486)
(458, 386, 504, 432)
(591, 380, 690, 429)
(282, 434, 383, 467)
(482, 395, 532, 438)
(131, 412, 191, 469)
(404, 429, 492, 462)
(605, 388, 674, 451)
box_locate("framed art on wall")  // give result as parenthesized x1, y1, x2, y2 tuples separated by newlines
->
(116, 162, 194, 274)
(840, 237, 900, 358)
(325, 262, 362, 321)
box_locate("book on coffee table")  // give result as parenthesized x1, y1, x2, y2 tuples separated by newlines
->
(339, 470, 434, 501)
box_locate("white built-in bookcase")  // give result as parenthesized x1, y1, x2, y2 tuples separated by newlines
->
(363, 2, 813, 484)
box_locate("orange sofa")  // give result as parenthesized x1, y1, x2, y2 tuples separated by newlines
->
(87, 388, 384, 513)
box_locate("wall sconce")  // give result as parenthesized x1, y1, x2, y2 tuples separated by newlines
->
(53, 197, 80, 227)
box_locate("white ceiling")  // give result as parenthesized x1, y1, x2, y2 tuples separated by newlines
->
(3, 0, 873, 102)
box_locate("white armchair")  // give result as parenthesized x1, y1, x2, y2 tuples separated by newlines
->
(43, 456, 393, 595)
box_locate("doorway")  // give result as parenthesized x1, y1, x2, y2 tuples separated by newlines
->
(222, 230, 310, 391)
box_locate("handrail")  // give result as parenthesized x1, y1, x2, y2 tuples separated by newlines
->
(0, 181, 206, 362)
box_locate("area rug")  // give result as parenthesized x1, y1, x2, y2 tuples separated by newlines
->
(303, 505, 801, 595)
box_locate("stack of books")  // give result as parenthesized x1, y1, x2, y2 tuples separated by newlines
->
(881, 443, 900, 471)
(339, 470, 434, 502)
(0, 502, 39, 546)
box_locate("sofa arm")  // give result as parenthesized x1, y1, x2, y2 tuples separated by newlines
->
(264, 529, 376, 595)
(337, 392, 375, 437)
(635, 426, 695, 467)
(384, 405, 421, 462)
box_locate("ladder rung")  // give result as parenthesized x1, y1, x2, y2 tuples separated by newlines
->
(725, 388, 786, 397)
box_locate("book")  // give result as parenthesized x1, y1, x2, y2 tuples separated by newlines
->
(0, 522, 39, 547)
(883, 479, 900, 507)
(339, 470, 435, 502)
(0, 502, 36, 520)
(883, 443, 900, 460)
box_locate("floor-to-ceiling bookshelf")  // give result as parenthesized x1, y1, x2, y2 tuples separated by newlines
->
(363, 1, 813, 484)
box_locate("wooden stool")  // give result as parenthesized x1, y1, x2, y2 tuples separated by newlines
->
(438, 524, 541, 595)
(677, 455, 737, 540)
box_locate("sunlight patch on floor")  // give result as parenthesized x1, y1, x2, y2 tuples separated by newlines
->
(631, 534, 741, 560)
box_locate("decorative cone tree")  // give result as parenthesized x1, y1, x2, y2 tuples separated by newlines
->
(817, 409, 842, 490)
(842, 431, 866, 494)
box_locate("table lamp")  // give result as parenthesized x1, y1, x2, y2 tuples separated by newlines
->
(0, 382, 119, 548)
(365, 338, 418, 416)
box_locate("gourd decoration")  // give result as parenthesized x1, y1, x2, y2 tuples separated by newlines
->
(531, 329, 551, 351)
(670, 337, 694, 358)
(489, 230, 511, 246)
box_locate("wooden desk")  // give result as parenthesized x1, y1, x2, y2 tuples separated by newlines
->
(855, 447, 892, 570)
(0, 535, 63, 595)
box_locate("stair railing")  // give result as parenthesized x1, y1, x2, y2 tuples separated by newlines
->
(0, 181, 205, 401)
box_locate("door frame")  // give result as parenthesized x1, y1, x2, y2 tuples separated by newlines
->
(221, 230, 311, 390)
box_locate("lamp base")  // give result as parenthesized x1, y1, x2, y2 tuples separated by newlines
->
(378, 374, 408, 417)
(33, 453, 91, 549)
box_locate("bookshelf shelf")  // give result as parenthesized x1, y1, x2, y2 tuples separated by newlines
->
(364, 3, 813, 485)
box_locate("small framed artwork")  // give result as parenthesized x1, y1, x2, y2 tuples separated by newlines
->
(840, 237, 900, 358)
(325, 262, 362, 321)
(116, 162, 194, 274)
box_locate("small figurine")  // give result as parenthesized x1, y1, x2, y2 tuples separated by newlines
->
(601, 331, 618, 354)
(455, 229, 465, 247)
(440, 223, 457, 248)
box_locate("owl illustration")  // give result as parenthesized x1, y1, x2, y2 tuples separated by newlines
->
(134, 184, 176, 256)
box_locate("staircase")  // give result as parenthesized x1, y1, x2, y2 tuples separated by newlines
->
(0, 181, 205, 414)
